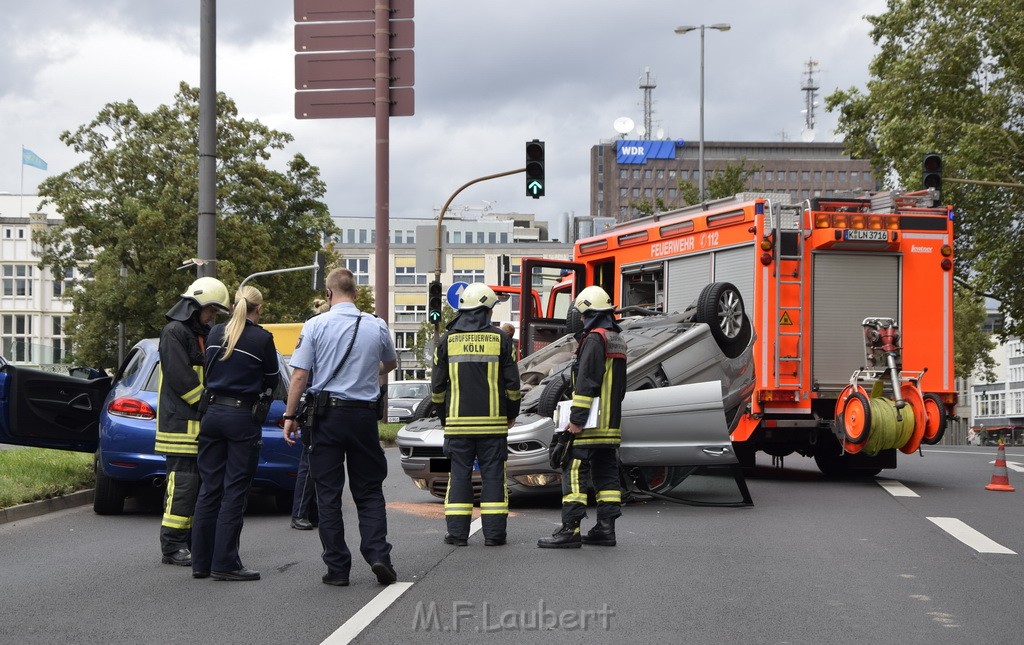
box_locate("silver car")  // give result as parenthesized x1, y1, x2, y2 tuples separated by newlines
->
(396, 282, 755, 498)
(386, 379, 431, 423)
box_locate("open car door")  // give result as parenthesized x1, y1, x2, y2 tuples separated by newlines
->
(519, 258, 585, 358)
(0, 359, 110, 452)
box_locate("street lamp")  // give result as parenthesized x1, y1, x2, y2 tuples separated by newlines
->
(674, 23, 730, 202)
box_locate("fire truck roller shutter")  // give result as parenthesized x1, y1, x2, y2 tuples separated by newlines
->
(712, 246, 755, 311)
(812, 254, 900, 390)
(666, 256, 710, 314)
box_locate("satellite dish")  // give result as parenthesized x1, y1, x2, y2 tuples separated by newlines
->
(613, 116, 635, 135)
(655, 128, 665, 140)
(636, 125, 647, 137)
(800, 128, 816, 142)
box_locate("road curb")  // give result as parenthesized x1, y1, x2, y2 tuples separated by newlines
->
(0, 489, 94, 525)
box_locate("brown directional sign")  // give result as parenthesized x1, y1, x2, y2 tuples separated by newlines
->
(295, 20, 414, 52)
(295, 50, 414, 90)
(295, 87, 414, 119)
(295, 0, 413, 22)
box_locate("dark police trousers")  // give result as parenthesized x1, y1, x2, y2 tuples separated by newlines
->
(192, 404, 261, 572)
(443, 435, 509, 541)
(308, 405, 392, 577)
(561, 445, 622, 524)
(161, 456, 199, 554)
(291, 447, 317, 523)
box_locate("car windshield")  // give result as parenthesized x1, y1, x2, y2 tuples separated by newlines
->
(389, 382, 429, 399)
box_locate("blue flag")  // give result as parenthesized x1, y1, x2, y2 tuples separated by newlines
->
(22, 148, 47, 171)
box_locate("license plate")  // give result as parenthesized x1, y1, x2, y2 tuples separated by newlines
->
(844, 229, 888, 242)
(387, 416, 399, 423)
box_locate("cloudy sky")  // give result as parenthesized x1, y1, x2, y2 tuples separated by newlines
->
(1, 0, 887, 238)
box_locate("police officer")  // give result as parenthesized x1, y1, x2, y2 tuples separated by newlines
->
(157, 276, 230, 566)
(191, 285, 278, 581)
(431, 283, 521, 547)
(282, 268, 399, 586)
(538, 285, 626, 549)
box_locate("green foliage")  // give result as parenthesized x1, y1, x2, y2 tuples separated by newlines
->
(954, 283, 997, 381)
(679, 160, 759, 205)
(0, 449, 93, 508)
(34, 83, 337, 369)
(826, 0, 1024, 340)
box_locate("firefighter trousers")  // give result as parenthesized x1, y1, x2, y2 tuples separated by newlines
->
(561, 445, 622, 524)
(443, 435, 508, 541)
(161, 455, 200, 554)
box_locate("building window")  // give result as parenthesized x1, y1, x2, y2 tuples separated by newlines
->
(851, 172, 860, 182)
(500, 233, 508, 244)
(2, 264, 33, 297)
(801, 170, 810, 180)
(632, 170, 640, 180)
(488, 232, 497, 244)
(51, 315, 70, 363)
(453, 268, 485, 284)
(789, 171, 798, 181)
(668, 170, 676, 179)
(656, 169, 664, 180)
(644, 169, 652, 180)
(826, 171, 834, 180)
(839, 171, 847, 181)
(668, 188, 677, 199)
(394, 304, 426, 323)
(765, 170, 773, 181)
(346, 230, 355, 244)
(394, 331, 417, 350)
(394, 265, 425, 286)
(2, 314, 32, 363)
(619, 169, 628, 180)
(53, 267, 75, 298)
(343, 258, 370, 285)
(632, 188, 640, 198)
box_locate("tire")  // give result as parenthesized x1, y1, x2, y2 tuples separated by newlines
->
(537, 373, 572, 419)
(920, 393, 947, 445)
(695, 282, 751, 358)
(93, 457, 127, 515)
(841, 393, 872, 445)
(565, 304, 584, 336)
(638, 466, 691, 494)
(412, 395, 435, 421)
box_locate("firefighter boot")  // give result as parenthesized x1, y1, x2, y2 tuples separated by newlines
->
(582, 518, 616, 546)
(537, 521, 582, 549)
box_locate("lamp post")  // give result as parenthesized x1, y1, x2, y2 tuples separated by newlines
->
(674, 23, 730, 202)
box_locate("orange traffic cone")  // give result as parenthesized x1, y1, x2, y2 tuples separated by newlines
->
(985, 440, 1015, 492)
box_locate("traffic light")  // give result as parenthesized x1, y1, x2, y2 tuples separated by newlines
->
(922, 152, 942, 192)
(525, 139, 545, 198)
(428, 280, 444, 324)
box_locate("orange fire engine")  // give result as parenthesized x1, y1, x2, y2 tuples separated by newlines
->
(516, 191, 955, 475)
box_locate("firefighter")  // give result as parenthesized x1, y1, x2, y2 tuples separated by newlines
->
(431, 283, 521, 546)
(156, 276, 230, 566)
(538, 285, 626, 549)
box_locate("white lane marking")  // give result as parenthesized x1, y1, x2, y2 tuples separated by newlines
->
(995, 460, 1024, 473)
(927, 517, 1016, 554)
(469, 517, 482, 536)
(322, 582, 414, 645)
(877, 479, 919, 497)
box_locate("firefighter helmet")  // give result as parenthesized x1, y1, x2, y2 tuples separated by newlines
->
(459, 283, 498, 310)
(574, 286, 614, 313)
(181, 277, 230, 313)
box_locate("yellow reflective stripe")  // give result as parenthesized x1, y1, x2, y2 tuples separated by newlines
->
(480, 508, 508, 515)
(161, 513, 193, 530)
(572, 394, 593, 407)
(181, 383, 203, 405)
(569, 458, 582, 496)
(488, 362, 498, 417)
(600, 358, 614, 423)
(563, 493, 587, 505)
(445, 503, 473, 511)
(506, 389, 521, 401)
(450, 361, 460, 415)
(480, 502, 507, 510)
(442, 427, 508, 436)
(431, 393, 445, 404)
(596, 490, 622, 503)
(445, 416, 507, 425)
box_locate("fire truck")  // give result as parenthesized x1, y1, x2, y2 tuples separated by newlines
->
(515, 191, 955, 476)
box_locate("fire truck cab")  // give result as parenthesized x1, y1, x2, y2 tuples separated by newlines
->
(517, 191, 956, 476)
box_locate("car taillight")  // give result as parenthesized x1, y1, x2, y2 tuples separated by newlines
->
(108, 397, 156, 420)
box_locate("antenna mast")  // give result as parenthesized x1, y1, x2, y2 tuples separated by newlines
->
(639, 67, 656, 140)
(801, 59, 819, 131)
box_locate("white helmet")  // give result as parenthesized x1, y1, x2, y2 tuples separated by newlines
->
(459, 283, 498, 310)
(182, 277, 230, 312)
(574, 285, 614, 313)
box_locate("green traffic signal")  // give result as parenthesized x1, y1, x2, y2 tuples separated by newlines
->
(428, 280, 443, 324)
(525, 139, 545, 198)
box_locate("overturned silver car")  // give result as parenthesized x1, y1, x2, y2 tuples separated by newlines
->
(396, 282, 755, 498)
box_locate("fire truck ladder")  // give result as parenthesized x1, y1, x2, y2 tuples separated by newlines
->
(771, 202, 807, 388)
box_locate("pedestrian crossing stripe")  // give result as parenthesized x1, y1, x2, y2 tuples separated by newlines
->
(779, 311, 793, 326)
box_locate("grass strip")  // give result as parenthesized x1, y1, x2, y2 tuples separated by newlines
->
(0, 448, 94, 509)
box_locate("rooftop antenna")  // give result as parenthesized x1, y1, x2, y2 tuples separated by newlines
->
(639, 67, 657, 141)
(800, 58, 820, 142)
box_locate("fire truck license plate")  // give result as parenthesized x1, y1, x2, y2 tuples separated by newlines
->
(844, 229, 888, 242)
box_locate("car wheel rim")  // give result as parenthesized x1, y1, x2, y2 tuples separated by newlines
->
(717, 290, 743, 339)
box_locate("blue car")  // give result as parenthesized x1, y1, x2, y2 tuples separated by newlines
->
(0, 339, 302, 515)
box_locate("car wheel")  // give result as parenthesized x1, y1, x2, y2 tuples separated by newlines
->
(538, 373, 572, 419)
(638, 466, 690, 494)
(565, 304, 584, 336)
(412, 395, 435, 421)
(695, 282, 751, 358)
(93, 456, 127, 515)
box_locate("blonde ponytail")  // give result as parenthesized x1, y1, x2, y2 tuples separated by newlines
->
(221, 285, 263, 360)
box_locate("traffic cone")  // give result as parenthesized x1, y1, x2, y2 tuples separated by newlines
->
(985, 440, 1015, 492)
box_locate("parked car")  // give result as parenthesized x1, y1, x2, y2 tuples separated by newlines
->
(386, 379, 431, 423)
(0, 339, 302, 514)
(396, 282, 756, 498)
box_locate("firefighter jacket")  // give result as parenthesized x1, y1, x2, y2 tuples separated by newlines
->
(431, 311, 521, 436)
(570, 323, 627, 447)
(156, 318, 208, 456)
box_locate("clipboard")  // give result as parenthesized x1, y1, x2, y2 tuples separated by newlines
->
(554, 398, 600, 431)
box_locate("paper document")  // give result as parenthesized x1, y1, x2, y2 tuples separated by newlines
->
(555, 398, 600, 431)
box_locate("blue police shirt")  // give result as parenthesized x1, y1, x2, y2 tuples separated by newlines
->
(290, 302, 397, 401)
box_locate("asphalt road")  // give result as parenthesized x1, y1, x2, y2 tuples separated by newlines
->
(1, 446, 1022, 645)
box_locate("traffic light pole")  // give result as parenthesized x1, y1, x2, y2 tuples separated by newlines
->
(433, 167, 525, 344)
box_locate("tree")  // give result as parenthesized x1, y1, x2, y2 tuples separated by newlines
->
(953, 283, 997, 381)
(34, 83, 337, 369)
(679, 161, 758, 205)
(826, 0, 1024, 342)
